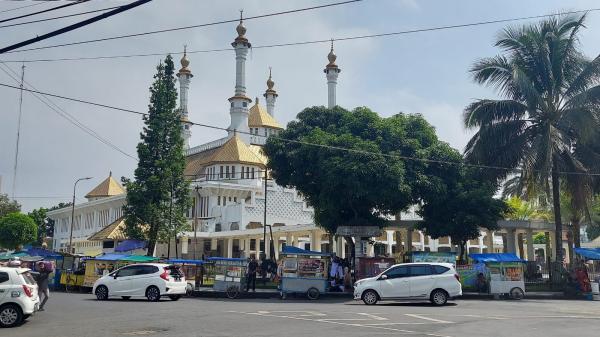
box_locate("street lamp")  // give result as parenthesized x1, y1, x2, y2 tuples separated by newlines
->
(68, 177, 92, 256)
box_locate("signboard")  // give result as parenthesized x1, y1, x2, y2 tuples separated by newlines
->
(336, 226, 382, 237)
(411, 252, 456, 265)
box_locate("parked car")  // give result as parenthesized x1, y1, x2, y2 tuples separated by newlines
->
(92, 263, 186, 302)
(353, 262, 462, 305)
(0, 267, 40, 328)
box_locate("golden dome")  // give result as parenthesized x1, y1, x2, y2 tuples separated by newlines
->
(236, 10, 246, 37)
(266, 67, 274, 90)
(178, 46, 192, 75)
(327, 39, 337, 67)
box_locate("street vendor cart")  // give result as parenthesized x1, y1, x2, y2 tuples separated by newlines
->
(279, 246, 330, 300)
(167, 259, 205, 294)
(469, 253, 526, 299)
(208, 257, 247, 299)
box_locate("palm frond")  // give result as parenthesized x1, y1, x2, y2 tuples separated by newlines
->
(463, 99, 528, 129)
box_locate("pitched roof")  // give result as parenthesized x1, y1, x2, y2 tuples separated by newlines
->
(208, 135, 266, 166)
(184, 146, 221, 177)
(248, 101, 283, 129)
(85, 173, 126, 199)
(88, 217, 127, 241)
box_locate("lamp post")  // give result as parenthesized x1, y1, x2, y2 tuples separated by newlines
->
(68, 177, 92, 256)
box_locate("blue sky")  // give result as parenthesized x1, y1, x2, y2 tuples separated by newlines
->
(1, 0, 599, 211)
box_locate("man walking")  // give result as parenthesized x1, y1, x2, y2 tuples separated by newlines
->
(246, 256, 258, 292)
(36, 261, 51, 311)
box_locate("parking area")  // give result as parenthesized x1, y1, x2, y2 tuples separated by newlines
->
(7, 292, 600, 337)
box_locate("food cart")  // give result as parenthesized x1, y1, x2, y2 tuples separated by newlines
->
(208, 257, 247, 299)
(468, 253, 526, 299)
(167, 259, 205, 294)
(279, 246, 330, 300)
(81, 253, 159, 288)
(574, 248, 600, 300)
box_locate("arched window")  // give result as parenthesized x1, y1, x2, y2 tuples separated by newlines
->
(230, 222, 239, 231)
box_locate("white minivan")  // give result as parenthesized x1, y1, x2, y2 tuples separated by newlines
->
(354, 262, 462, 305)
(93, 263, 186, 302)
(0, 267, 40, 328)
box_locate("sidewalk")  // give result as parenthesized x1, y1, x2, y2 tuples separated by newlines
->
(461, 291, 569, 300)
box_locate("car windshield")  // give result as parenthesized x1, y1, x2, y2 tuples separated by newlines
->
(20, 271, 36, 285)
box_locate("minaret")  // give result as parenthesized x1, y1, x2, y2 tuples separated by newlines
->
(324, 40, 341, 109)
(228, 11, 252, 139)
(263, 67, 277, 117)
(177, 46, 193, 148)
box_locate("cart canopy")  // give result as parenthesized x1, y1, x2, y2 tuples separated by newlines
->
(115, 240, 147, 252)
(27, 248, 63, 259)
(469, 253, 525, 263)
(167, 258, 204, 265)
(92, 253, 158, 262)
(281, 246, 330, 257)
(574, 248, 600, 260)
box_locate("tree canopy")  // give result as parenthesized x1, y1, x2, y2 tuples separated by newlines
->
(0, 212, 37, 250)
(0, 194, 20, 218)
(123, 55, 191, 256)
(28, 207, 48, 246)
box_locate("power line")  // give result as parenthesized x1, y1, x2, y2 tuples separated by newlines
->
(0, 0, 89, 24)
(0, 64, 138, 160)
(2, 0, 363, 54)
(0, 0, 152, 54)
(3, 6, 599, 63)
(0, 4, 119, 29)
(11, 62, 24, 199)
(0, 81, 598, 178)
(0, 1, 45, 15)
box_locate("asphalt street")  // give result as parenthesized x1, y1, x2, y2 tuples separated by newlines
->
(7, 292, 600, 337)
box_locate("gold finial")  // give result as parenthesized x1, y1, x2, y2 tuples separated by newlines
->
(266, 67, 274, 90)
(180, 45, 190, 69)
(236, 9, 246, 37)
(327, 39, 337, 66)
(255, 96, 259, 104)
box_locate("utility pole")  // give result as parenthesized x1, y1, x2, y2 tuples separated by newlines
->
(193, 186, 200, 261)
(11, 63, 24, 199)
(68, 177, 92, 262)
(263, 171, 268, 259)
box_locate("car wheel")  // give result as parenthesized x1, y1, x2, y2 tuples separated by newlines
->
(509, 287, 524, 300)
(95, 285, 109, 301)
(307, 287, 320, 300)
(169, 295, 181, 301)
(226, 285, 240, 299)
(0, 304, 23, 328)
(430, 289, 448, 306)
(121, 296, 131, 300)
(362, 290, 378, 305)
(146, 286, 160, 302)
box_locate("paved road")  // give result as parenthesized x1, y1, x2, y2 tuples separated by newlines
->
(8, 292, 600, 337)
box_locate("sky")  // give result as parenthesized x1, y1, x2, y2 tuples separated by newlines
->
(1, 0, 600, 212)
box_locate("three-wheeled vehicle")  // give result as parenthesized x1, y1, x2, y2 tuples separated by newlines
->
(279, 246, 330, 300)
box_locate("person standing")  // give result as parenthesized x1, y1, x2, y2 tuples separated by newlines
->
(246, 256, 258, 292)
(36, 261, 51, 311)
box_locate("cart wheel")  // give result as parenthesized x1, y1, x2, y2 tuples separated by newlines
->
(509, 287, 524, 300)
(280, 291, 287, 300)
(307, 287, 320, 300)
(226, 285, 240, 299)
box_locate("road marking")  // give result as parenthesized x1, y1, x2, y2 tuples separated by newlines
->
(405, 314, 454, 324)
(356, 312, 388, 321)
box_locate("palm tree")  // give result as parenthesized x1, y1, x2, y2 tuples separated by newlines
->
(463, 14, 600, 262)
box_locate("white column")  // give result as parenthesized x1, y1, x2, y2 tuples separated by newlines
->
(228, 19, 251, 138)
(311, 230, 321, 252)
(244, 238, 251, 258)
(419, 231, 425, 252)
(405, 228, 413, 253)
(526, 229, 535, 261)
(506, 229, 517, 253)
(285, 233, 293, 248)
(324, 42, 341, 109)
(478, 234, 484, 253)
(210, 239, 217, 252)
(486, 230, 494, 253)
(226, 238, 233, 258)
(386, 230, 393, 255)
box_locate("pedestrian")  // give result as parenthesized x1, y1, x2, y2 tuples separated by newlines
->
(36, 261, 51, 311)
(246, 256, 258, 292)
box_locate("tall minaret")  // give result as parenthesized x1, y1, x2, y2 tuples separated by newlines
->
(324, 40, 341, 109)
(263, 67, 277, 117)
(228, 11, 252, 139)
(177, 46, 193, 148)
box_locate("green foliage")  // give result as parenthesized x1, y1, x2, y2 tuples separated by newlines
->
(0, 194, 21, 218)
(27, 207, 48, 246)
(533, 232, 547, 244)
(587, 196, 600, 241)
(417, 149, 508, 261)
(264, 106, 441, 234)
(504, 196, 550, 221)
(0, 212, 37, 250)
(463, 15, 600, 261)
(123, 55, 191, 256)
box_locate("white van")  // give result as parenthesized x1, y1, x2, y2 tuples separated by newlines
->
(0, 267, 40, 327)
(93, 263, 186, 302)
(353, 262, 462, 305)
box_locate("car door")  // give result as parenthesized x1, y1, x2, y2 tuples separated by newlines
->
(129, 265, 158, 296)
(378, 266, 410, 298)
(0, 271, 10, 302)
(111, 266, 138, 296)
(408, 265, 437, 298)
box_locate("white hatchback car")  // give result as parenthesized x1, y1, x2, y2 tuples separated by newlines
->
(354, 262, 462, 305)
(0, 267, 40, 328)
(93, 263, 186, 302)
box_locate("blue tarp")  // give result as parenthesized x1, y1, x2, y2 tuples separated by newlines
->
(115, 240, 147, 252)
(167, 258, 204, 265)
(206, 257, 246, 262)
(93, 253, 130, 261)
(469, 253, 525, 263)
(27, 248, 63, 259)
(281, 245, 330, 257)
(574, 248, 600, 260)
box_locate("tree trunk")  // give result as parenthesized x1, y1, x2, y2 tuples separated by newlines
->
(344, 236, 355, 271)
(567, 223, 574, 266)
(573, 219, 581, 248)
(517, 233, 525, 259)
(551, 157, 564, 263)
(147, 223, 158, 257)
(458, 241, 467, 264)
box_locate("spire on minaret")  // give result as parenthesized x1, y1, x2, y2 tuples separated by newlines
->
(264, 67, 278, 117)
(177, 45, 193, 148)
(324, 39, 341, 109)
(228, 10, 252, 140)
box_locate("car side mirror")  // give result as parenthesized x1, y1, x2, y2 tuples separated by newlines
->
(379, 274, 388, 280)
(113, 275, 118, 279)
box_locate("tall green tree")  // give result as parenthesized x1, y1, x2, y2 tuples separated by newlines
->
(463, 15, 600, 262)
(28, 207, 48, 246)
(0, 194, 20, 218)
(0, 212, 37, 250)
(122, 55, 191, 256)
